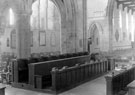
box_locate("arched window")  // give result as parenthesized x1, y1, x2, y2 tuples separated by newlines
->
(9, 8, 15, 26)
(31, 0, 61, 46)
(31, 0, 61, 31)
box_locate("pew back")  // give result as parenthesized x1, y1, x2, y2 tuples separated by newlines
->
(12, 59, 29, 83)
(51, 60, 110, 91)
(28, 55, 90, 86)
(105, 66, 135, 95)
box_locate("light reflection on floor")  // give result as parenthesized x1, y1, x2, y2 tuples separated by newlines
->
(1, 75, 106, 95)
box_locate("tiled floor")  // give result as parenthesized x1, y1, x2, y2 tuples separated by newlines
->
(2, 75, 107, 95)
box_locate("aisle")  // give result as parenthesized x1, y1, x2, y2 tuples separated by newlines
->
(1, 75, 106, 95)
(60, 75, 106, 95)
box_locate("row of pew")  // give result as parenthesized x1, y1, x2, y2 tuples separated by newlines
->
(28, 52, 89, 63)
(11, 52, 115, 93)
(11, 52, 90, 84)
(105, 65, 135, 95)
(51, 60, 114, 92)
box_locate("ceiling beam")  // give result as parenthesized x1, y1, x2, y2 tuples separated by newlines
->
(116, 0, 135, 13)
(117, 0, 132, 4)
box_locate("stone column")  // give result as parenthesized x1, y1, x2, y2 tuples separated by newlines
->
(133, 13, 135, 48)
(83, 0, 87, 52)
(108, 0, 115, 52)
(15, 11, 31, 59)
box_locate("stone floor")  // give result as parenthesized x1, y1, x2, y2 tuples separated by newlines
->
(2, 75, 107, 95)
(60, 75, 106, 95)
(4, 48, 135, 95)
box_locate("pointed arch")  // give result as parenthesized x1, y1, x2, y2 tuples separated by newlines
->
(88, 22, 103, 53)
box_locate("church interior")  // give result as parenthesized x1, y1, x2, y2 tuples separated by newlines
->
(0, 0, 135, 95)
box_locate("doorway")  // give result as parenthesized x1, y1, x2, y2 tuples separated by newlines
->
(88, 24, 100, 53)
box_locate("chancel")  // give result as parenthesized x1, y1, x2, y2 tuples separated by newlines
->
(0, 0, 135, 95)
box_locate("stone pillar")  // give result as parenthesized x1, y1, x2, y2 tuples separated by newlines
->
(133, 13, 135, 48)
(108, 0, 115, 52)
(15, 11, 31, 59)
(83, 0, 87, 52)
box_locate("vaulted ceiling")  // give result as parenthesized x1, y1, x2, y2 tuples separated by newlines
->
(116, 0, 135, 13)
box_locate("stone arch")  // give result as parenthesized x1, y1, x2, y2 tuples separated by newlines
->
(55, 0, 79, 53)
(30, 0, 63, 54)
(30, 0, 77, 54)
(88, 22, 103, 53)
(88, 22, 103, 36)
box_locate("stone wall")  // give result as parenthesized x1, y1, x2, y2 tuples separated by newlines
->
(112, 1, 132, 50)
(0, 0, 134, 57)
(87, 0, 134, 53)
(0, 0, 86, 56)
(87, 0, 109, 52)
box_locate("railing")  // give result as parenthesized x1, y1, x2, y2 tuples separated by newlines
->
(51, 59, 114, 91)
(105, 66, 135, 95)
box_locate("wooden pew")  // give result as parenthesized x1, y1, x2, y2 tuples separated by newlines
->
(29, 60, 112, 91)
(51, 60, 111, 92)
(11, 53, 115, 93)
(28, 55, 91, 88)
(105, 66, 135, 95)
(11, 59, 29, 83)
(11, 52, 89, 86)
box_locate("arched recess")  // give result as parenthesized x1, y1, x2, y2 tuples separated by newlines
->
(52, 0, 80, 53)
(88, 22, 103, 53)
(0, 0, 19, 56)
(30, 0, 62, 54)
(31, 0, 78, 54)
(48, 0, 67, 54)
